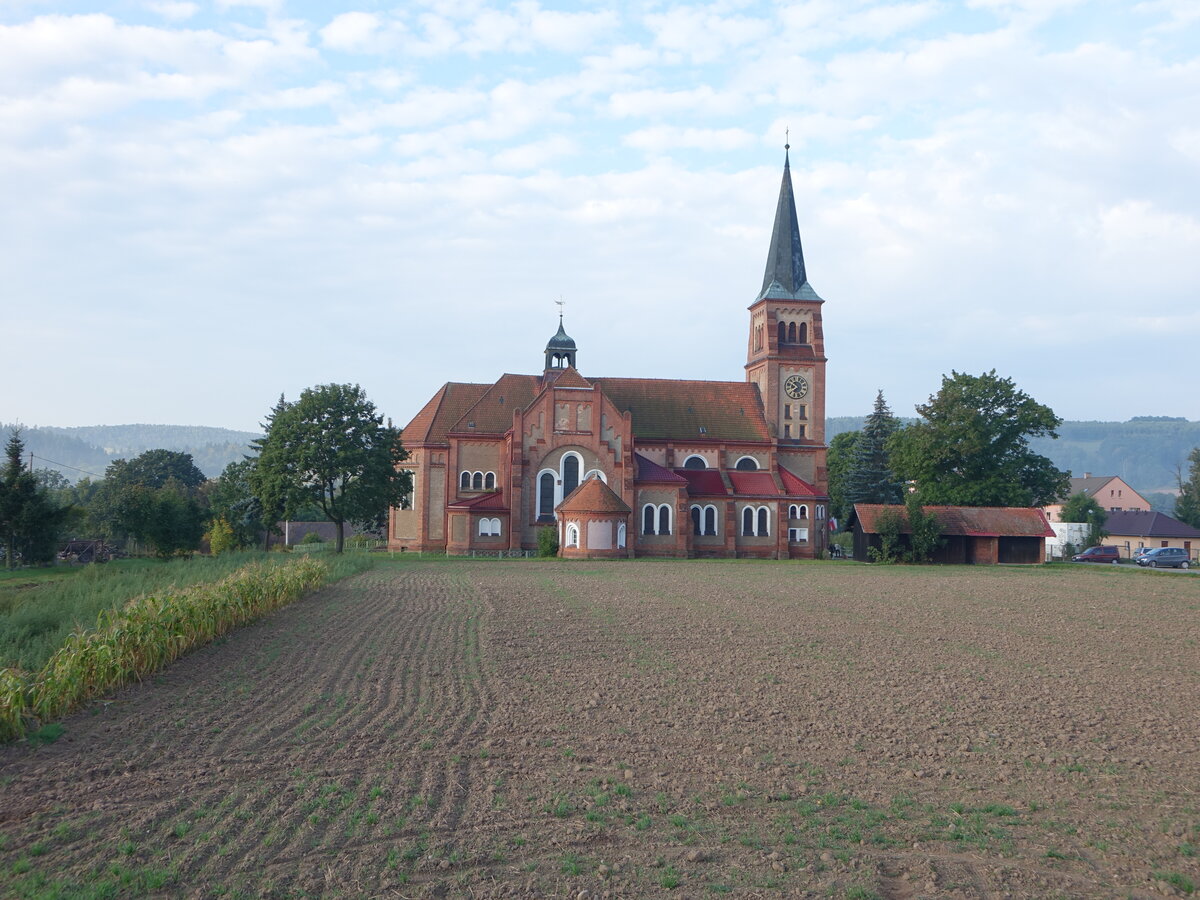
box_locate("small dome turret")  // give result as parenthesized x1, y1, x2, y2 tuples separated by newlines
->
(545, 315, 577, 370)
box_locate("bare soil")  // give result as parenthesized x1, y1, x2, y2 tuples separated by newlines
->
(1, 560, 1198, 898)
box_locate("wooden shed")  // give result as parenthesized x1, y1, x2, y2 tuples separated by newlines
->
(848, 504, 1054, 565)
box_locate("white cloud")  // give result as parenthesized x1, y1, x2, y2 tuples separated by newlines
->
(320, 12, 387, 52)
(623, 125, 756, 153)
(145, 1, 199, 22)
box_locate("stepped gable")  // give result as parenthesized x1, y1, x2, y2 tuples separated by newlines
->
(592, 377, 771, 442)
(448, 374, 542, 435)
(854, 505, 1053, 537)
(677, 468, 728, 496)
(634, 453, 688, 484)
(447, 491, 508, 511)
(404, 382, 490, 444)
(557, 477, 631, 515)
(778, 466, 821, 498)
(1104, 509, 1200, 538)
(728, 471, 781, 496)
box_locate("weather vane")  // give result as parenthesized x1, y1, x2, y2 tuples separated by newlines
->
(785, 127, 790, 151)
(555, 297, 565, 321)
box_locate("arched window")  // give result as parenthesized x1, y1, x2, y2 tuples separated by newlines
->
(478, 518, 501, 537)
(565, 524, 579, 547)
(798, 504, 809, 519)
(642, 505, 656, 535)
(704, 505, 717, 536)
(778, 321, 787, 346)
(799, 322, 808, 343)
(484, 472, 496, 490)
(617, 523, 626, 549)
(757, 507, 769, 537)
(562, 454, 580, 498)
(472, 471, 483, 490)
(657, 504, 671, 535)
(817, 505, 826, 520)
(742, 507, 754, 537)
(735, 456, 759, 471)
(788, 504, 798, 519)
(691, 506, 702, 536)
(682, 455, 707, 469)
(460, 471, 470, 490)
(538, 472, 555, 518)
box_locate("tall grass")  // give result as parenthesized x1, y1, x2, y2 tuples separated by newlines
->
(0, 554, 367, 741)
(0, 553, 278, 672)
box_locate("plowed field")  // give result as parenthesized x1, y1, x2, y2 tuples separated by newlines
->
(2, 560, 1198, 898)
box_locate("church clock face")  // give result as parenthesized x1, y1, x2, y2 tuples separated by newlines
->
(784, 374, 809, 399)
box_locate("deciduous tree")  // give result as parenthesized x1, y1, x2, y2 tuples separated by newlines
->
(826, 430, 860, 527)
(889, 370, 1069, 507)
(250, 384, 411, 553)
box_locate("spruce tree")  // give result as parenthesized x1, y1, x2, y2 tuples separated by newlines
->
(845, 390, 903, 508)
(1176, 447, 1200, 529)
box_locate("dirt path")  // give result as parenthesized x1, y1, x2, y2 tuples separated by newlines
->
(2, 561, 1198, 898)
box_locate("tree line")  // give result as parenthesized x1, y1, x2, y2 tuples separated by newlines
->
(0, 384, 412, 567)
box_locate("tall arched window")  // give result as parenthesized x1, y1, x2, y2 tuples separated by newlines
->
(742, 507, 754, 536)
(565, 524, 579, 548)
(691, 506, 702, 536)
(538, 472, 555, 518)
(562, 454, 580, 498)
(617, 523, 626, 549)
(799, 504, 809, 519)
(683, 455, 707, 469)
(472, 471, 483, 490)
(642, 505, 656, 535)
(757, 507, 769, 536)
(778, 321, 787, 346)
(460, 471, 471, 490)
(484, 472, 496, 490)
(657, 504, 671, 535)
(799, 322, 808, 343)
(704, 506, 717, 536)
(735, 457, 759, 471)
(788, 321, 798, 342)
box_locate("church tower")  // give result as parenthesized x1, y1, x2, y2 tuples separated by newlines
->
(544, 314, 577, 371)
(745, 147, 827, 451)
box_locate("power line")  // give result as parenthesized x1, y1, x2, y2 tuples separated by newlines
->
(30, 454, 105, 480)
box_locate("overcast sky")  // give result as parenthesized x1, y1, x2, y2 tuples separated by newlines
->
(3, 0, 1198, 434)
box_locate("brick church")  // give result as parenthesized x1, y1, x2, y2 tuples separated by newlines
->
(388, 150, 831, 559)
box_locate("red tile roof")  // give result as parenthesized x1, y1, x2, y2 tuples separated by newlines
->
(676, 469, 728, 496)
(728, 471, 781, 496)
(853, 504, 1053, 538)
(447, 491, 509, 511)
(1103, 510, 1200, 538)
(549, 366, 592, 390)
(592, 377, 771, 442)
(634, 454, 688, 484)
(404, 382, 490, 444)
(779, 466, 822, 498)
(449, 373, 542, 435)
(556, 477, 631, 514)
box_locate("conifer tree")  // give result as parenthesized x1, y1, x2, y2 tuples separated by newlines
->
(0, 430, 70, 567)
(1176, 447, 1200, 529)
(845, 390, 904, 508)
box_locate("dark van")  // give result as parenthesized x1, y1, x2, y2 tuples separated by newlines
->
(1072, 545, 1120, 564)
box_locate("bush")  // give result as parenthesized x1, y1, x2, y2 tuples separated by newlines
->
(299, 531, 324, 544)
(537, 526, 559, 558)
(867, 508, 904, 564)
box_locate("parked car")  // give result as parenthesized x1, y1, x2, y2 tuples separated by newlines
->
(1072, 545, 1120, 564)
(1135, 547, 1191, 569)
(1132, 547, 1155, 563)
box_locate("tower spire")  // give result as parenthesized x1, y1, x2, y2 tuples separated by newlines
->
(758, 146, 819, 302)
